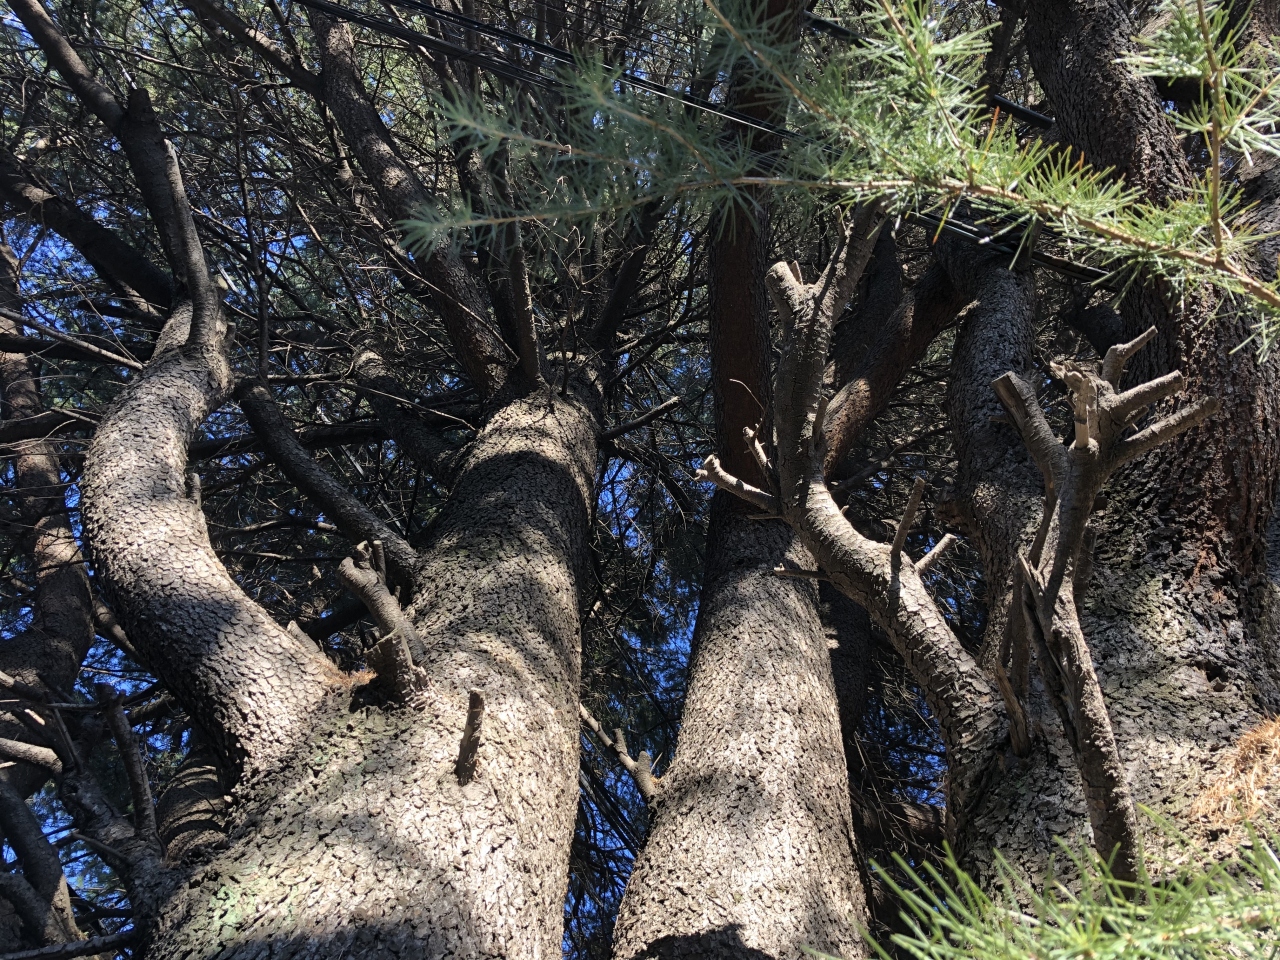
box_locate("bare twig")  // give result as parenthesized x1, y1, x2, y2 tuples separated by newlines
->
(601, 396, 681, 441)
(0, 308, 143, 371)
(579, 704, 660, 807)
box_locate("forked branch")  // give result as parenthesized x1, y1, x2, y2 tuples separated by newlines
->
(579, 704, 660, 808)
(338, 541, 425, 702)
(994, 325, 1219, 882)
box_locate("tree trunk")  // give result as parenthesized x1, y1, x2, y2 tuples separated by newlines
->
(614, 21, 869, 939)
(953, 0, 1280, 883)
(612, 504, 867, 960)
(143, 381, 600, 959)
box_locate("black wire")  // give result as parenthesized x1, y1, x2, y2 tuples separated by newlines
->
(290, 0, 1110, 285)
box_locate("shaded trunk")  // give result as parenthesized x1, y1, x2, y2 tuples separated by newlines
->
(144, 381, 600, 959)
(954, 0, 1280, 884)
(613, 505, 867, 960)
(936, 238, 1040, 671)
(80, 325, 339, 786)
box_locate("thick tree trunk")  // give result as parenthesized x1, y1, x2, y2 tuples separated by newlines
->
(612, 504, 867, 960)
(954, 0, 1280, 883)
(81, 323, 340, 785)
(143, 381, 600, 960)
(615, 30, 868, 941)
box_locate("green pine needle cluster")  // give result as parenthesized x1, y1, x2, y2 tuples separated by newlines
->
(404, 0, 1280, 352)
(811, 829, 1280, 960)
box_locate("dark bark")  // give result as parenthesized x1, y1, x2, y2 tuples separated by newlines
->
(0, 237, 96, 800)
(824, 257, 968, 478)
(950, 0, 1280, 885)
(237, 378, 422, 590)
(305, 9, 513, 396)
(935, 237, 1040, 670)
(0, 777, 81, 946)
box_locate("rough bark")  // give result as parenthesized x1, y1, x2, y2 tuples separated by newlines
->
(613, 507, 867, 960)
(934, 237, 1040, 671)
(952, 0, 1280, 885)
(143, 379, 601, 959)
(81, 329, 340, 784)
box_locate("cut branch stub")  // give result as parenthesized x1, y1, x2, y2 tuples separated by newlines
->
(454, 690, 484, 784)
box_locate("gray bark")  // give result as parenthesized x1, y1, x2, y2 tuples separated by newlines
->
(81, 326, 340, 784)
(952, 0, 1280, 884)
(612, 507, 867, 960)
(143, 380, 601, 959)
(936, 237, 1040, 670)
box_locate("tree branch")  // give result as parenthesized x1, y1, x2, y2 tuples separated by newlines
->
(579, 704, 660, 807)
(694, 454, 778, 514)
(237, 379, 420, 589)
(601, 396, 681, 441)
(95, 684, 159, 849)
(337, 542, 424, 701)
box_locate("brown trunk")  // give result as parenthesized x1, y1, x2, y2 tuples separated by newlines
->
(143, 381, 601, 959)
(0, 238, 96, 784)
(0, 237, 95, 950)
(614, 3, 868, 952)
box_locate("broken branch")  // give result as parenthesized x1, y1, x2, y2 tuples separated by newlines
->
(601, 396, 682, 441)
(915, 532, 959, 576)
(891, 477, 926, 563)
(695, 454, 778, 514)
(454, 690, 484, 784)
(579, 704, 660, 807)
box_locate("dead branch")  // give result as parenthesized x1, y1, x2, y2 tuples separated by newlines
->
(602, 396, 681, 441)
(95, 684, 159, 848)
(579, 704, 660, 807)
(694, 454, 778, 514)
(0, 929, 138, 960)
(337, 541, 424, 701)
(915, 533, 959, 576)
(992, 324, 1220, 882)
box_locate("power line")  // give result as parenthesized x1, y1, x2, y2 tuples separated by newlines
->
(286, 0, 1111, 286)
